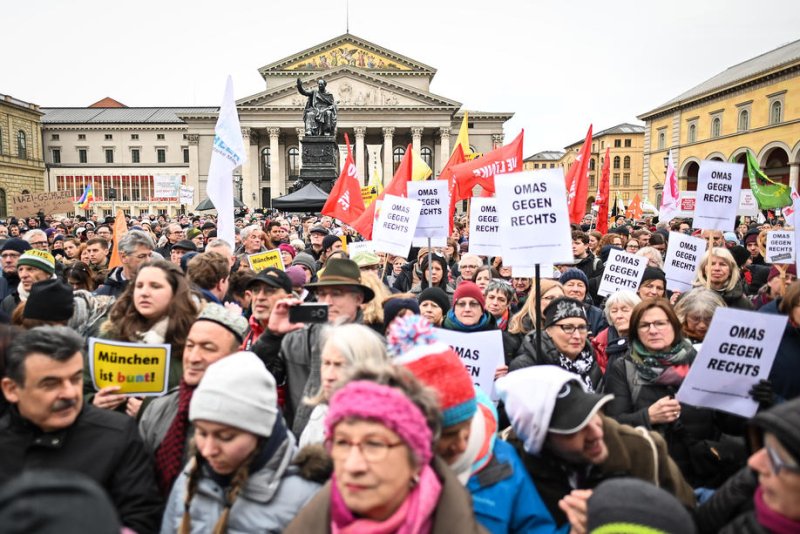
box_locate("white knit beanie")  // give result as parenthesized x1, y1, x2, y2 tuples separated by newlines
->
(189, 351, 278, 438)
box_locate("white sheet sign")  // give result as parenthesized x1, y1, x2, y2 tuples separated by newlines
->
(433, 328, 504, 397)
(765, 231, 795, 264)
(677, 308, 785, 418)
(468, 198, 502, 257)
(693, 160, 744, 231)
(495, 169, 573, 267)
(372, 195, 422, 258)
(347, 240, 375, 256)
(664, 232, 706, 292)
(408, 180, 449, 247)
(597, 249, 648, 297)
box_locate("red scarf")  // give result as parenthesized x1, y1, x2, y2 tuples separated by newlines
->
(153, 380, 195, 496)
(754, 485, 800, 534)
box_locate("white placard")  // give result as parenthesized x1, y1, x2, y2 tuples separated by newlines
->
(372, 195, 422, 258)
(348, 240, 374, 256)
(495, 169, 573, 267)
(510, 265, 557, 279)
(765, 230, 795, 264)
(663, 232, 706, 292)
(677, 190, 757, 218)
(153, 175, 180, 200)
(597, 249, 648, 297)
(179, 185, 194, 205)
(408, 180, 449, 247)
(468, 197, 502, 257)
(433, 328, 504, 398)
(676, 308, 786, 418)
(738, 189, 759, 217)
(693, 160, 744, 231)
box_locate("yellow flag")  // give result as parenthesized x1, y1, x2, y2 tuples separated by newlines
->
(411, 149, 433, 181)
(369, 164, 383, 195)
(453, 111, 473, 158)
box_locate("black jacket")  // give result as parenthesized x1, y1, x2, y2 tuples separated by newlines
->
(510, 329, 603, 391)
(0, 405, 163, 533)
(574, 252, 604, 280)
(94, 266, 128, 298)
(696, 467, 757, 534)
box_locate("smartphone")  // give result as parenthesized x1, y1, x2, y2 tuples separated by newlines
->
(289, 303, 329, 323)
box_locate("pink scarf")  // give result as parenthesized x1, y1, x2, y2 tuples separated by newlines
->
(331, 464, 442, 534)
(754, 486, 800, 534)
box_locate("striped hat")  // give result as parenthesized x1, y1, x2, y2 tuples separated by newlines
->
(17, 250, 56, 275)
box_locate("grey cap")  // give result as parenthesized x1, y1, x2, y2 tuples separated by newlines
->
(195, 303, 248, 342)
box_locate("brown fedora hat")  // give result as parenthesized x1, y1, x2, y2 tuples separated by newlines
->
(304, 258, 375, 303)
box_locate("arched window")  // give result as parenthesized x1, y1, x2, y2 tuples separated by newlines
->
(261, 147, 271, 177)
(589, 158, 596, 171)
(657, 132, 666, 150)
(688, 124, 696, 143)
(0, 189, 6, 218)
(393, 146, 405, 172)
(711, 117, 721, 138)
(613, 156, 621, 169)
(420, 146, 433, 169)
(17, 130, 27, 159)
(287, 147, 300, 177)
(738, 110, 749, 132)
(771, 101, 782, 125)
(623, 156, 631, 169)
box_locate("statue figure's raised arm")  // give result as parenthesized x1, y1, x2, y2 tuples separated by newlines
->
(296, 78, 311, 97)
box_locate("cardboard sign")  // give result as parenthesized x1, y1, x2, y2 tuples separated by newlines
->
(598, 249, 648, 297)
(663, 232, 706, 292)
(348, 240, 374, 256)
(360, 186, 378, 207)
(372, 194, 422, 257)
(765, 231, 795, 264)
(468, 198, 502, 257)
(88, 338, 171, 396)
(495, 169, 573, 267)
(676, 308, 786, 418)
(153, 175, 179, 200)
(433, 328, 504, 397)
(693, 161, 744, 231)
(408, 180, 449, 247)
(11, 190, 74, 217)
(247, 249, 285, 273)
(179, 185, 195, 205)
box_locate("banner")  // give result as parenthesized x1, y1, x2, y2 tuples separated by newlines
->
(468, 197, 502, 257)
(153, 175, 180, 200)
(693, 160, 744, 231)
(11, 190, 74, 217)
(448, 130, 524, 200)
(88, 338, 171, 396)
(247, 249, 285, 273)
(433, 328, 504, 397)
(360, 186, 378, 206)
(372, 194, 422, 257)
(408, 180, 449, 247)
(495, 169, 573, 267)
(179, 185, 195, 205)
(663, 232, 706, 292)
(765, 230, 795, 264)
(678, 190, 758, 218)
(598, 249, 648, 297)
(676, 308, 786, 418)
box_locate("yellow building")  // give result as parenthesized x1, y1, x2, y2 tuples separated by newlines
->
(523, 150, 563, 171)
(638, 39, 800, 204)
(0, 93, 46, 218)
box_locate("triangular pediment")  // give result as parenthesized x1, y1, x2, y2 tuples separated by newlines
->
(258, 33, 436, 77)
(238, 67, 459, 109)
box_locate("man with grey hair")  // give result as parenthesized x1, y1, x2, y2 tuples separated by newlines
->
(237, 224, 266, 255)
(0, 326, 162, 532)
(22, 229, 48, 251)
(205, 238, 235, 268)
(95, 230, 154, 298)
(154, 223, 183, 258)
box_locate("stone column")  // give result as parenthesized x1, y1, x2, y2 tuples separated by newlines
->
(295, 128, 304, 171)
(411, 127, 423, 154)
(438, 128, 451, 173)
(268, 128, 282, 197)
(240, 128, 255, 206)
(492, 133, 505, 149)
(382, 127, 395, 184)
(186, 134, 200, 204)
(354, 127, 367, 184)
(790, 163, 800, 193)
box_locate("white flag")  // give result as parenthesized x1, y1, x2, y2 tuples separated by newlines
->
(659, 149, 679, 222)
(207, 76, 246, 247)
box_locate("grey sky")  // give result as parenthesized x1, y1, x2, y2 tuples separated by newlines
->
(3, 0, 797, 156)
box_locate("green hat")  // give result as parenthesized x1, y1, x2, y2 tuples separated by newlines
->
(351, 251, 381, 268)
(304, 258, 375, 303)
(17, 250, 56, 275)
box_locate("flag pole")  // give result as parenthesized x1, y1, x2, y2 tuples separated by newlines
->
(427, 237, 433, 289)
(534, 264, 543, 360)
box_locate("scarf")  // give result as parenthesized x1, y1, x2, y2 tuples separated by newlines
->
(754, 485, 800, 534)
(559, 350, 596, 392)
(442, 310, 493, 332)
(154, 379, 195, 496)
(330, 464, 442, 534)
(629, 338, 695, 386)
(495, 309, 509, 331)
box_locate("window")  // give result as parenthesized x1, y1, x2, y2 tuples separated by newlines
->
(624, 139, 632, 148)
(688, 124, 696, 143)
(421, 147, 433, 169)
(157, 149, 166, 163)
(613, 156, 621, 169)
(711, 117, 721, 138)
(393, 146, 406, 172)
(738, 110, 749, 132)
(612, 173, 620, 186)
(770, 101, 782, 125)
(17, 130, 26, 159)
(623, 156, 631, 169)
(131, 134, 139, 140)
(0, 189, 6, 218)
(105, 149, 114, 163)
(657, 131, 666, 150)
(78, 134, 86, 140)
(51, 134, 59, 141)
(623, 173, 630, 186)
(183, 148, 189, 163)
(589, 175, 595, 188)
(79, 149, 87, 163)
(287, 147, 300, 176)
(52, 149, 61, 164)
(157, 134, 165, 140)
(600, 141, 605, 149)
(534, 163, 539, 169)
(589, 158, 595, 171)
(614, 139, 621, 148)
(261, 147, 271, 177)
(550, 163, 555, 168)
(131, 149, 140, 163)
(105, 134, 113, 140)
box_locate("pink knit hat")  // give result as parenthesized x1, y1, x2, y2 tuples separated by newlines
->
(278, 243, 296, 259)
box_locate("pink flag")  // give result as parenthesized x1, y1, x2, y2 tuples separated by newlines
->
(659, 149, 679, 222)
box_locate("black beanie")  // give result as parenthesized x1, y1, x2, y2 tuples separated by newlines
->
(730, 245, 750, 268)
(382, 297, 420, 333)
(640, 266, 666, 286)
(748, 397, 800, 462)
(24, 280, 74, 322)
(417, 287, 451, 314)
(322, 234, 340, 252)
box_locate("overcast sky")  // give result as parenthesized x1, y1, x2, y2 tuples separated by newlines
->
(3, 0, 797, 155)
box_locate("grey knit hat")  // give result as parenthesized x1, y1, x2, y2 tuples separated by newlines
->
(292, 252, 318, 277)
(196, 303, 248, 343)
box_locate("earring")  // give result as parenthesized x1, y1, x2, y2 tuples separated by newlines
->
(409, 473, 420, 488)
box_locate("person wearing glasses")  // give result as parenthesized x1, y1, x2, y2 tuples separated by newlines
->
(22, 229, 49, 251)
(442, 282, 497, 334)
(95, 230, 155, 298)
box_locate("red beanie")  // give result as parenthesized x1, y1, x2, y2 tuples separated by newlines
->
(454, 281, 485, 309)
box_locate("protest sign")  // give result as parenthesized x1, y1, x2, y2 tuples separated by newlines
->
(510, 265, 557, 279)
(693, 160, 744, 231)
(348, 240, 374, 256)
(434, 328, 504, 397)
(88, 338, 171, 396)
(247, 249, 285, 273)
(765, 230, 795, 264)
(372, 194, 422, 257)
(738, 189, 759, 216)
(361, 186, 378, 206)
(597, 249, 648, 297)
(495, 169, 573, 267)
(408, 180, 449, 247)
(468, 198, 502, 257)
(663, 232, 706, 292)
(179, 185, 195, 205)
(11, 190, 74, 217)
(678, 192, 696, 219)
(153, 175, 179, 200)
(676, 308, 786, 418)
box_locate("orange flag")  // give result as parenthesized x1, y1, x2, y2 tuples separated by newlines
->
(626, 193, 643, 220)
(321, 133, 365, 225)
(107, 209, 128, 269)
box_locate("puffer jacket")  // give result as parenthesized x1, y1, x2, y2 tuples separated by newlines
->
(695, 467, 757, 534)
(510, 329, 603, 392)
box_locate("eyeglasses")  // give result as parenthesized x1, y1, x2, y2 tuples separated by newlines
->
(455, 300, 481, 309)
(29, 241, 48, 247)
(328, 437, 404, 463)
(1, 252, 20, 260)
(460, 264, 480, 270)
(637, 320, 671, 331)
(686, 314, 711, 325)
(766, 443, 800, 475)
(555, 324, 588, 335)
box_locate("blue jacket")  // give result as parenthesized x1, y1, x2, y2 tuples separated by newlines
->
(468, 439, 566, 534)
(759, 299, 800, 401)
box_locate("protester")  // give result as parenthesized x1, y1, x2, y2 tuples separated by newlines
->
(751, 265, 797, 310)
(457, 253, 482, 284)
(484, 279, 514, 332)
(411, 252, 455, 298)
(0, 238, 31, 303)
(442, 281, 497, 333)
(673, 287, 727, 344)
(417, 286, 450, 327)
(591, 289, 640, 373)
(505, 279, 565, 354)
(360, 271, 392, 332)
(63, 261, 96, 292)
(557, 269, 607, 335)
(12, 279, 73, 329)
(474, 265, 492, 292)
(94, 229, 154, 298)
(572, 231, 604, 280)
(759, 279, 800, 401)
(186, 251, 230, 305)
(694, 247, 754, 310)
(637, 266, 667, 300)
(241, 267, 293, 351)
(1, 249, 55, 316)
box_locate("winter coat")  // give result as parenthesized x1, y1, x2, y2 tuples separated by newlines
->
(584, 304, 608, 338)
(591, 325, 630, 374)
(284, 456, 488, 534)
(695, 467, 757, 534)
(94, 266, 129, 298)
(0, 405, 163, 533)
(410, 281, 455, 301)
(506, 416, 695, 527)
(392, 262, 415, 293)
(138, 387, 185, 456)
(574, 252, 604, 281)
(711, 280, 754, 310)
(510, 330, 603, 392)
(0, 287, 19, 316)
(759, 298, 800, 401)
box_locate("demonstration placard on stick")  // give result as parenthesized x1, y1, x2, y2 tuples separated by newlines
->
(468, 198, 501, 257)
(348, 240, 374, 257)
(598, 249, 648, 297)
(765, 230, 795, 264)
(88, 338, 171, 396)
(372, 194, 422, 258)
(11, 190, 74, 218)
(676, 308, 786, 418)
(408, 180, 449, 247)
(433, 328, 503, 397)
(693, 160, 744, 231)
(248, 250, 285, 273)
(664, 232, 706, 292)
(495, 169, 573, 267)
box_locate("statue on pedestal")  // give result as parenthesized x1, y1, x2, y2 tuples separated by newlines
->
(296, 78, 337, 136)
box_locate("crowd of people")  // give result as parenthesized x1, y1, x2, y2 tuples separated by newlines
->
(0, 208, 798, 534)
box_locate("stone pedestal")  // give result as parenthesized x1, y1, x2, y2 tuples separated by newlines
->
(297, 135, 339, 192)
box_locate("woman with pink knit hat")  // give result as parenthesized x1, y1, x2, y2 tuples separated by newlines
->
(442, 281, 498, 333)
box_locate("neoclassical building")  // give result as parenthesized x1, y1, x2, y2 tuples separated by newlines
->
(0, 93, 46, 218)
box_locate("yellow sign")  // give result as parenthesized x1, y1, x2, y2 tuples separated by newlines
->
(340, 235, 348, 253)
(248, 249, 285, 273)
(361, 186, 377, 207)
(88, 338, 170, 396)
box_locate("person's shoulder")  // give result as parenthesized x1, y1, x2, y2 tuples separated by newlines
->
(77, 404, 138, 434)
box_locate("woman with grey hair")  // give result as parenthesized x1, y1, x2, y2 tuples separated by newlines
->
(591, 290, 641, 373)
(673, 287, 726, 344)
(636, 246, 665, 270)
(693, 247, 753, 310)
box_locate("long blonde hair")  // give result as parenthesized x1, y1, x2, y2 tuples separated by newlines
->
(693, 247, 740, 292)
(508, 279, 564, 334)
(359, 271, 391, 326)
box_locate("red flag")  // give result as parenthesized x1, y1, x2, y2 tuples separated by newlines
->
(350, 144, 413, 239)
(566, 125, 593, 224)
(595, 148, 611, 234)
(439, 144, 466, 233)
(626, 193, 643, 220)
(449, 130, 524, 201)
(321, 133, 365, 225)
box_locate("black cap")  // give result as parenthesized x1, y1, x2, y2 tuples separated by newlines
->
(201, 222, 216, 230)
(549, 380, 613, 434)
(172, 239, 198, 252)
(309, 225, 329, 236)
(245, 267, 293, 294)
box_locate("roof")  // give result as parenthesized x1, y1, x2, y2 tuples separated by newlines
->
(0, 93, 43, 114)
(89, 97, 127, 108)
(566, 123, 644, 148)
(40, 107, 217, 124)
(524, 150, 564, 162)
(640, 39, 800, 118)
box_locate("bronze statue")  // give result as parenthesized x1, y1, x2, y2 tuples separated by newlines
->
(296, 78, 337, 136)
